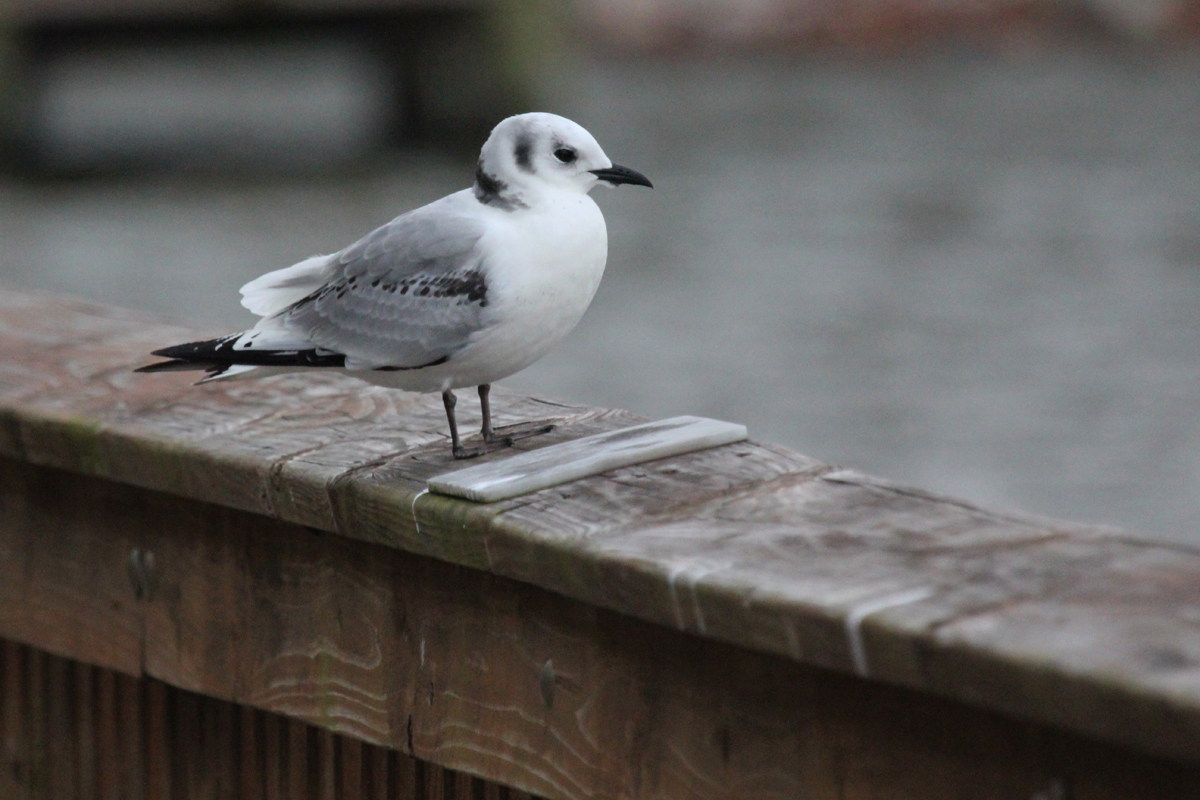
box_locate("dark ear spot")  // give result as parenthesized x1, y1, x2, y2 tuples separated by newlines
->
(514, 133, 535, 173)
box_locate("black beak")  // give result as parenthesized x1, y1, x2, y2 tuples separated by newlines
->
(590, 163, 653, 188)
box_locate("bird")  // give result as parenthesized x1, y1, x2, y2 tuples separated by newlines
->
(136, 112, 653, 459)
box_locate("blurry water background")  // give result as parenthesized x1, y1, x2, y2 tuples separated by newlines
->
(2, 22, 1200, 544)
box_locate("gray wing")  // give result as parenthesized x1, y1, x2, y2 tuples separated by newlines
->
(280, 198, 491, 369)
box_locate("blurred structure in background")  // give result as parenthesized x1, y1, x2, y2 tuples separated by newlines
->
(574, 0, 1200, 50)
(0, 0, 563, 173)
(3, 0, 1197, 174)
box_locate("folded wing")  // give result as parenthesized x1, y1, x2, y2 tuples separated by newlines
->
(276, 195, 493, 370)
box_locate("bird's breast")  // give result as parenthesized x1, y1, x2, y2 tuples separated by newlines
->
(490, 195, 606, 318)
(459, 194, 608, 377)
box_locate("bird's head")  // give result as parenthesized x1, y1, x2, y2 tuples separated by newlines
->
(474, 113, 652, 208)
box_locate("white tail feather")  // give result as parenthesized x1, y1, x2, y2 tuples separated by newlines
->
(239, 253, 333, 317)
(197, 364, 260, 383)
(228, 316, 316, 353)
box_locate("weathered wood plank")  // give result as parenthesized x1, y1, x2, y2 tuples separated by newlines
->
(2, 637, 550, 800)
(5, 460, 1191, 799)
(0, 458, 142, 675)
(8, 287, 1200, 775)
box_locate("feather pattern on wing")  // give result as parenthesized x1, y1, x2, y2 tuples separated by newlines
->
(277, 192, 494, 370)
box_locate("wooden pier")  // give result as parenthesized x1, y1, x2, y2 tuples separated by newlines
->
(1, 286, 1200, 798)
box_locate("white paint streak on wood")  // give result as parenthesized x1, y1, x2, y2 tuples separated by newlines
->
(428, 416, 749, 502)
(845, 587, 935, 678)
(411, 488, 429, 534)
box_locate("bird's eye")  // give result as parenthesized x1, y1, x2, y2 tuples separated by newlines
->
(553, 147, 577, 164)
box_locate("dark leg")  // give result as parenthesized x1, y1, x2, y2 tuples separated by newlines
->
(478, 383, 556, 446)
(442, 389, 465, 458)
(446, 385, 556, 459)
(479, 383, 507, 445)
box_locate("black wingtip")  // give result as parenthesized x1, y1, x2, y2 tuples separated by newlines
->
(139, 335, 347, 371)
(150, 336, 237, 361)
(135, 359, 210, 374)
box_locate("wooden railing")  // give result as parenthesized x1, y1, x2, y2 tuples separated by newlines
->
(1, 640, 529, 800)
(2, 286, 1200, 798)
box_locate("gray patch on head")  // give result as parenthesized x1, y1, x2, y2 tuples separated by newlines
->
(473, 161, 528, 212)
(513, 132, 535, 174)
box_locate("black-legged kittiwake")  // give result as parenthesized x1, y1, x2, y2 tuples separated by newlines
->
(136, 112, 653, 458)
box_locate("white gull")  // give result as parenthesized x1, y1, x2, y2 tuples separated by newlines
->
(137, 112, 652, 458)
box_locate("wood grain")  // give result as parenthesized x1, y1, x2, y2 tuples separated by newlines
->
(1, 463, 1186, 799)
(0, 458, 142, 675)
(0, 636, 550, 800)
(7, 287, 1200, 779)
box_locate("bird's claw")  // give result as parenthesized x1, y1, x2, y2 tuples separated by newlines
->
(452, 436, 516, 460)
(453, 443, 500, 460)
(453, 421, 556, 459)
(490, 421, 556, 443)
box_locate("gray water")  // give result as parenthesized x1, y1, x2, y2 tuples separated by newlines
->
(4, 49, 1200, 545)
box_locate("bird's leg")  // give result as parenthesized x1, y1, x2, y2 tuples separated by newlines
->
(448, 384, 557, 459)
(479, 383, 509, 445)
(479, 383, 557, 445)
(443, 389, 467, 459)
(447, 386, 512, 458)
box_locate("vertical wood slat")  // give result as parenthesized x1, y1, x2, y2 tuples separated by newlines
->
(97, 667, 119, 800)
(172, 686, 201, 800)
(145, 680, 170, 800)
(208, 696, 237, 800)
(27, 648, 46, 800)
(288, 715, 309, 800)
(342, 736, 363, 800)
(426, 764, 446, 800)
(119, 674, 144, 800)
(47, 653, 75, 800)
(75, 660, 96, 800)
(240, 705, 263, 800)
(0, 637, 536, 800)
(393, 749, 418, 800)
(1, 640, 24, 800)
(318, 728, 337, 800)
(366, 744, 390, 800)
(265, 711, 284, 800)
